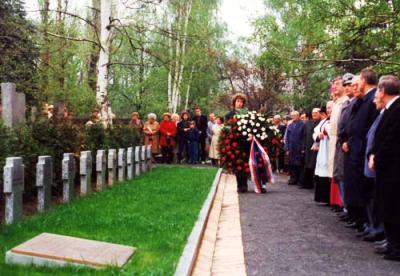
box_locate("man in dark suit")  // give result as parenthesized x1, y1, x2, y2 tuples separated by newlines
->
(342, 68, 379, 231)
(369, 75, 400, 261)
(193, 107, 208, 163)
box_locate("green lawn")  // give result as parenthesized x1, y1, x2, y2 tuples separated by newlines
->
(0, 166, 217, 275)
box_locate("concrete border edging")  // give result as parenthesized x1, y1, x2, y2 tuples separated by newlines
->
(174, 168, 223, 276)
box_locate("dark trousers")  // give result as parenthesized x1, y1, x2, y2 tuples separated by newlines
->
(188, 142, 199, 164)
(177, 140, 188, 163)
(301, 168, 315, 189)
(161, 146, 173, 164)
(199, 136, 206, 162)
(288, 165, 301, 185)
(365, 177, 382, 229)
(348, 205, 367, 227)
(385, 221, 400, 250)
(236, 173, 248, 192)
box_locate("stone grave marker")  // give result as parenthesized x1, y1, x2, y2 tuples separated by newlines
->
(6, 233, 136, 269)
(96, 150, 106, 191)
(1, 83, 26, 128)
(135, 146, 141, 176)
(80, 151, 92, 196)
(140, 145, 147, 173)
(146, 145, 152, 171)
(36, 156, 53, 212)
(108, 149, 117, 187)
(62, 153, 75, 203)
(127, 147, 134, 180)
(3, 157, 24, 224)
(118, 148, 126, 182)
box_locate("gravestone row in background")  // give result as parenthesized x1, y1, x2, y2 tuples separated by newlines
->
(3, 145, 153, 225)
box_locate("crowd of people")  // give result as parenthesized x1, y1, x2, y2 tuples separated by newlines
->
(126, 107, 226, 166)
(281, 68, 400, 262)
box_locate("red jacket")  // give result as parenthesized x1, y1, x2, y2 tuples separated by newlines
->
(159, 120, 177, 146)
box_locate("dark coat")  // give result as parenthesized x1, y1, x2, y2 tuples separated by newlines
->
(285, 120, 305, 166)
(344, 88, 379, 207)
(193, 115, 208, 139)
(303, 120, 319, 169)
(177, 120, 190, 143)
(372, 97, 400, 223)
(334, 98, 356, 182)
(188, 128, 201, 142)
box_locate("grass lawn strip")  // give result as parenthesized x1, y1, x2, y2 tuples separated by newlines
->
(0, 166, 217, 275)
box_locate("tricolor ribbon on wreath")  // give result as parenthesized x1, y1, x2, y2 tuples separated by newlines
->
(249, 136, 275, 193)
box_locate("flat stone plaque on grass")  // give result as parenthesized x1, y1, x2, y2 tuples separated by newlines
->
(6, 233, 136, 269)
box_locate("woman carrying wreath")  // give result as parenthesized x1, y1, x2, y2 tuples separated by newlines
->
(225, 93, 251, 193)
(143, 113, 160, 160)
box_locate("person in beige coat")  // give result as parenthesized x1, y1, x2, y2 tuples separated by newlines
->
(143, 113, 160, 157)
(328, 77, 349, 177)
(209, 116, 224, 165)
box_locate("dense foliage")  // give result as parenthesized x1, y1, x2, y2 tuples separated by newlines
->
(252, 0, 400, 111)
(0, 0, 39, 103)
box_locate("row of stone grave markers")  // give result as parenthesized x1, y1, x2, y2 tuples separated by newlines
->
(3, 145, 153, 225)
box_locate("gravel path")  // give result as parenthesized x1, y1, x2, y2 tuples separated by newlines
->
(239, 174, 400, 276)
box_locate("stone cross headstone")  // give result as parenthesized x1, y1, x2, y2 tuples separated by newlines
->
(96, 150, 107, 191)
(62, 153, 75, 203)
(3, 157, 24, 224)
(140, 145, 147, 173)
(118, 148, 126, 182)
(36, 156, 53, 212)
(135, 146, 141, 176)
(127, 147, 135, 180)
(146, 145, 152, 171)
(1, 83, 26, 128)
(108, 149, 117, 187)
(80, 151, 92, 196)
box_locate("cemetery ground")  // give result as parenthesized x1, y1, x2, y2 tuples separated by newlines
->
(0, 166, 217, 275)
(240, 175, 400, 276)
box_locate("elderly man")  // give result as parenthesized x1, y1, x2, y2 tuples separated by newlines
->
(300, 108, 320, 189)
(342, 68, 379, 231)
(284, 111, 305, 185)
(369, 75, 400, 261)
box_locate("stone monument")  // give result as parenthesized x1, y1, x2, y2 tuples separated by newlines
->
(62, 153, 75, 203)
(36, 156, 53, 212)
(3, 157, 24, 224)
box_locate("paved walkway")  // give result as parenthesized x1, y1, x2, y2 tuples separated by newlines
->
(240, 175, 400, 276)
(192, 173, 246, 276)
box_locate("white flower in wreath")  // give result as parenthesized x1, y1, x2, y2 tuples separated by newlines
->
(242, 131, 247, 135)
(236, 115, 242, 119)
(261, 127, 266, 131)
(242, 119, 248, 124)
(256, 123, 260, 127)
(256, 134, 261, 138)
(250, 122, 255, 126)
(237, 121, 242, 126)
(253, 129, 257, 133)
(259, 117, 265, 121)
(238, 126, 242, 131)
(247, 128, 251, 132)
(250, 116, 255, 120)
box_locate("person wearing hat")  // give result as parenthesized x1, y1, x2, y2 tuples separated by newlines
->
(313, 102, 333, 203)
(159, 112, 177, 164)
(128, 112, 144, 134)
(225, 93, 247, 121)
(335, 74, 356, 218)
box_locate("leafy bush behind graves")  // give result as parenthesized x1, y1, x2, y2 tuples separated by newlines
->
(0, 119, 141, 196)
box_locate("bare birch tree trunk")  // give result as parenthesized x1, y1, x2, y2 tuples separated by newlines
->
(96, 0, 113, 126)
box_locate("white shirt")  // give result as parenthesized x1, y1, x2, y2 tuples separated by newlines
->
(385, 96, 400, 110)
